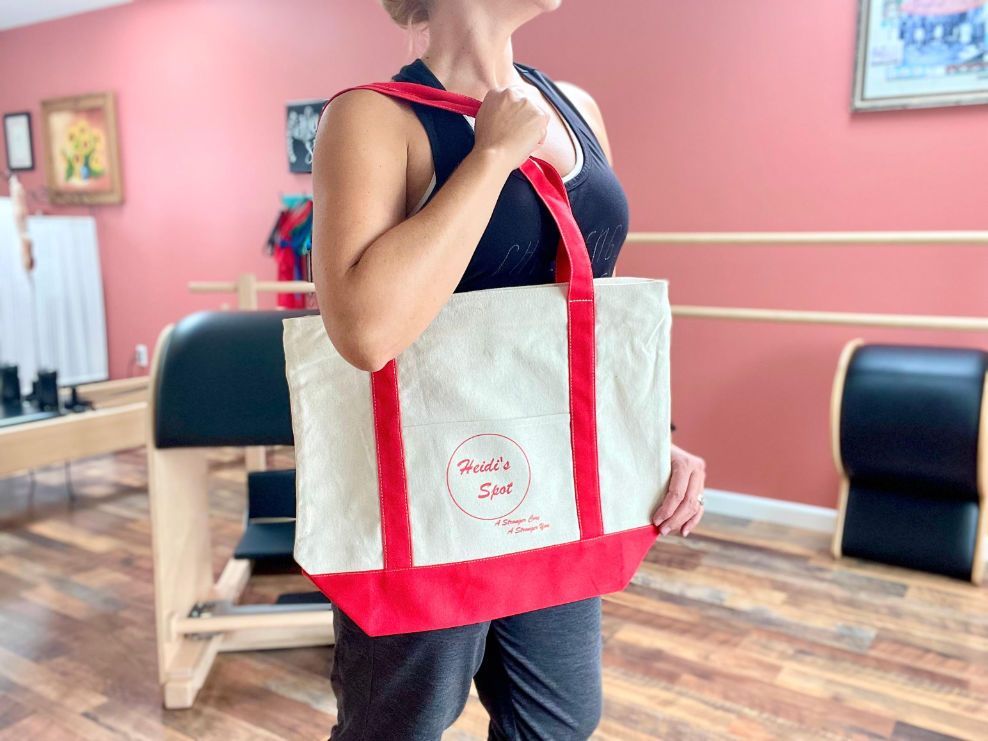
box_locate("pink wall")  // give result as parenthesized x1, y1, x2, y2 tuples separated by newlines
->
(2, 0, 986, 508)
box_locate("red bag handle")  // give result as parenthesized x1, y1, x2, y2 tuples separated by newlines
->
(317, 82, 602, 569)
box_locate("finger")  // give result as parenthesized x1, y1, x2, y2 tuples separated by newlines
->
(652, 458, 689, 525)
(657, 469, 705, 535)
(656, 496, 694, 536)
(681, 503, 704, 538)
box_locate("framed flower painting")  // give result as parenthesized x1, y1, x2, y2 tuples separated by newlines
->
(41, 91, 123, 205)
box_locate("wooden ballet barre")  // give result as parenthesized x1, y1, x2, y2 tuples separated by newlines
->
(626, 230, 988, 245)
(192, 229, 988, 336)
(190, 231, 988, 308)
(188, 280, 314, 293)
(673, 306, 988, 332)
(188, 274, 313, 312)
(627, 229, 988, 331)
(189, 275, 988, 335)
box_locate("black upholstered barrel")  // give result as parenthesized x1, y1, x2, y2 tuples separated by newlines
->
(153, 309, 319, 448)
(840, 344, 986, 497)
(838, 343, 987, 579)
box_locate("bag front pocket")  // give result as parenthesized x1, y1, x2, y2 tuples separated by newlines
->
(402, 412, 581, 567)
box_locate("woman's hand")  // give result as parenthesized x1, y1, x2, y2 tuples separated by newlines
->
(474, 85, 549, 172)
(651, 444, 706, 538)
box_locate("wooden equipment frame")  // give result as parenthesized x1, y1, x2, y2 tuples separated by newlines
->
(147, 321, 333, 710)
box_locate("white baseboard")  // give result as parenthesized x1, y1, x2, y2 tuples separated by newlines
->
(702, 487, 837, 533)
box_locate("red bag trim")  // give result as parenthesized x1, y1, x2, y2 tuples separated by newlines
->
(304, 525, 658, 636)
(369, 361, 413, 569)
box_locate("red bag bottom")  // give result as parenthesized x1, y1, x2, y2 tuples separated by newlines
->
(303, 525, 660, 636)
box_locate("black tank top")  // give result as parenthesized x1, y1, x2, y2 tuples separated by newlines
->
(391, 58, 630, 294)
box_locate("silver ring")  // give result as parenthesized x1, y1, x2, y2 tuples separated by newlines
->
(697, 494, 705, 506)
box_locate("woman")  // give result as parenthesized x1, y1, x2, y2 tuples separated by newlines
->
(311, 1, 707, 737)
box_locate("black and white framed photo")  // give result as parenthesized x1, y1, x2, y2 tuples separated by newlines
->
(3, 111, 35, 171)
(853, 0, 988, 112)
(286, 98, 328, 173)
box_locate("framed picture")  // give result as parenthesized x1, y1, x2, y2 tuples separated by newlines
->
(853, 0, 988, 111)
(40, 91, 123, 205)
(287, 98, 328, 174)
(3, 112, 34, 171)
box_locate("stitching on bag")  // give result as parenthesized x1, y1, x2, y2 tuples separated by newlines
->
(304, 525, 657, 577)
(402, 411, 569, 431)
(567, 294, 583, 537)
(370, 372, 388, 568)
(590, 297, 603, 531)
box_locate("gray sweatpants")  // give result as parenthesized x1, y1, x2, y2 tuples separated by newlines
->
(328, 597, 603, 740)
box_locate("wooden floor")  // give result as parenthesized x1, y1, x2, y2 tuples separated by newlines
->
(0, 446, 986, 740)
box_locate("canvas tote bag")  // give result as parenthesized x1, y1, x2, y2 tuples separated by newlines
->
(282, 80, 672, 637)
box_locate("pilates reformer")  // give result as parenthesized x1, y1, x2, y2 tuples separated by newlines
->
(0, 376, 148, 485)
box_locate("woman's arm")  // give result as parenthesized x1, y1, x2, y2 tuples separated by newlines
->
(311, 87, 548, 372)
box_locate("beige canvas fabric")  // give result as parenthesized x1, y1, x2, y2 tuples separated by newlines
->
(283, 276, 672, 575)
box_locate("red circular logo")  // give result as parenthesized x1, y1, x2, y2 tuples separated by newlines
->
(445, 433, 531, 520)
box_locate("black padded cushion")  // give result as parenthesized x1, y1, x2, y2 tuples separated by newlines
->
(247, 469, 296, 519)
(235, 470, 298, 561)
(840, 343, 987, 500)
(233, 521, 296, 561)
(154, 309, 319, 448)
(842, 481, 980, 580)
